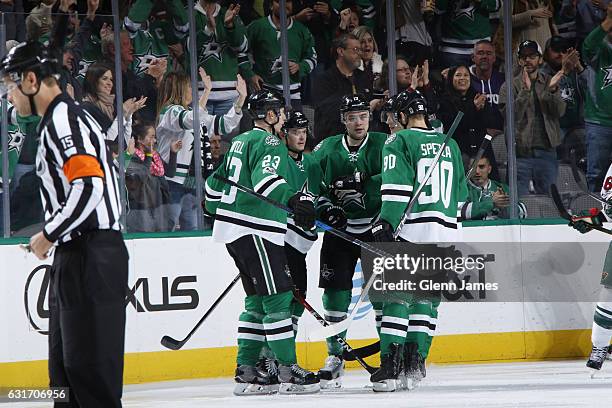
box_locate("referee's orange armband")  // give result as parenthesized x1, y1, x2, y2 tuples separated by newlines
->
(62, 154, 105, 183)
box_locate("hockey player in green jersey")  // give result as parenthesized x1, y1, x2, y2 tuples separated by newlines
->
(124, 0, 188, 77)
(205, 91, 320, 395)
(370, 89, 468, 391)
(282, 111, 328, 330)
(310, 94, 387, 388)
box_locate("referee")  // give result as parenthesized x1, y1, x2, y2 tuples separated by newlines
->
(1, 42, 128, 407)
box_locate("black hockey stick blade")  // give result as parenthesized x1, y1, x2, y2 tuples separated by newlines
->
(342, 341, 380, 361)
(569, 154, 610, 206)
(550, 184, 571, 221)
(161, 273, 241, 350)
(292, 289, 378, 374)
(551, 184, 612, 236)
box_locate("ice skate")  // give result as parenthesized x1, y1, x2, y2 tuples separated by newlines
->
(587, 345, 608, 377)
(255, 356, 280, 392)
(278, 363, 320, 394)
(233, 365, 278, 395)
(400, 342, 426, 390)
(371, 343, 403, 392)
(318, 355, 345, 389)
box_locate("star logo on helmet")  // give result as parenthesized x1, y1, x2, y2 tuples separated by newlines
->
(132, 44, 167, 76)
(199, 36, 226, 64)
(602, 66, 612, 90)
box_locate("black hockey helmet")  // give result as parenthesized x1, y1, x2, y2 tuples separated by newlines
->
(339, 93, 369, 114)
(394, 89, 427, 117)
(247, 90, 284, 120)
(379, 93, 399, 124)
(0, 41, 60, 98)
(282, 110, 310, 133)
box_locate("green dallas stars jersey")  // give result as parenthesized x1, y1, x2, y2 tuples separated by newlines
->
(582, 25, 612, 127)
(125, 0, 187, 77)
(76, 33, 103, 82)
(205, 128, 297, 246)
(284, 153, 322, 254)
(380, 127, 468, 243)
(243, 16, 317, 101)
(436, 0, 499, 55)
(463, 179, 508, 220)
(0, 105, 25, 193)
(192, 2, 249, 101)
(311, 132, 387, 234)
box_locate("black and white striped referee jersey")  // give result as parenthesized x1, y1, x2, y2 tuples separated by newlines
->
(36, 93, 122, 244)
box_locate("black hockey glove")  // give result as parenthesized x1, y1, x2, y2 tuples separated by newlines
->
(371, 220, 395, 242)
(320, 205, 347, 230)
(331, 171, 367, 192)
(288, 192, 316, 230)
(571, 208, 606, 234)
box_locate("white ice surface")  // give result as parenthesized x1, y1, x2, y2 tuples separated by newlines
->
(6, 360, 612, 408)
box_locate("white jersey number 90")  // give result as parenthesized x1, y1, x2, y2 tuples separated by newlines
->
(417, 158, 453, 208)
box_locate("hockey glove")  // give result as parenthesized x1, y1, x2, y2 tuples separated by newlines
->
(571, 208, 606, 234)
(331, 172, 367, 193)
(371, 220, 395, 242)
(319, 205, 347, 230)
(288, 192, 316, 230)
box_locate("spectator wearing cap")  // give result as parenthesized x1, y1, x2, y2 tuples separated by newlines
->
(499, 40, 566, 196)
(312, 33, 371, 143)
(582, 3, 612, 191)
(469, 39, 505, 135)
(542, 35, 587, 163)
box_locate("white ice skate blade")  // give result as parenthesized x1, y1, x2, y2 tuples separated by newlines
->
(233, 383, 278, 396)
(279, 382, 321, 394)
(372, 379, 398, 392)
(320, 377, 343, 389)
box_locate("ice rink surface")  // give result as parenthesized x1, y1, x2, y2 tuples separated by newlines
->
(7, 360, 612, 408)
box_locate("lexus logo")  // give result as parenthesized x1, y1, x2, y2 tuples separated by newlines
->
(24, 265, 50, 335)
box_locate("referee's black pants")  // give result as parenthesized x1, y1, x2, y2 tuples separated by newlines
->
(48, 230, 129, 408)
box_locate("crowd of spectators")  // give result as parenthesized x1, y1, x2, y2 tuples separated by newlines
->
(1, 0, 612, 233)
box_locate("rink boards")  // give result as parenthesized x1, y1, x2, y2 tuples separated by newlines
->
(0, 220, 607, 387)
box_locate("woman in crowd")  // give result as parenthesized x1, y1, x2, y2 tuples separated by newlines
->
(352, 25, 383, 90)
(156, 68, 247, 231)
(437, 65, 499, 179)
(126, 122, 182, 232)
(81, 62, 147, 145)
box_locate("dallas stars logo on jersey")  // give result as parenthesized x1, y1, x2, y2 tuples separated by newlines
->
(602, 66, 612, 90)
(335, 189, 367, 210)
(452, 1, 476, 21)
(199, 36, 226, 65)
(132, 44, 167, 76)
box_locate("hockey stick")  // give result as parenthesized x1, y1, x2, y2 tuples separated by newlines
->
(314, 111, 465, 340)
(551, 184, 612, 236)
(343, 340, 380, 361)
(568, 152, 610, 206)
(161, 274, 241, 350)
(213, 174, 394, 259)
(292, 289, 377, 374)
(466, 134, 494, 190)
